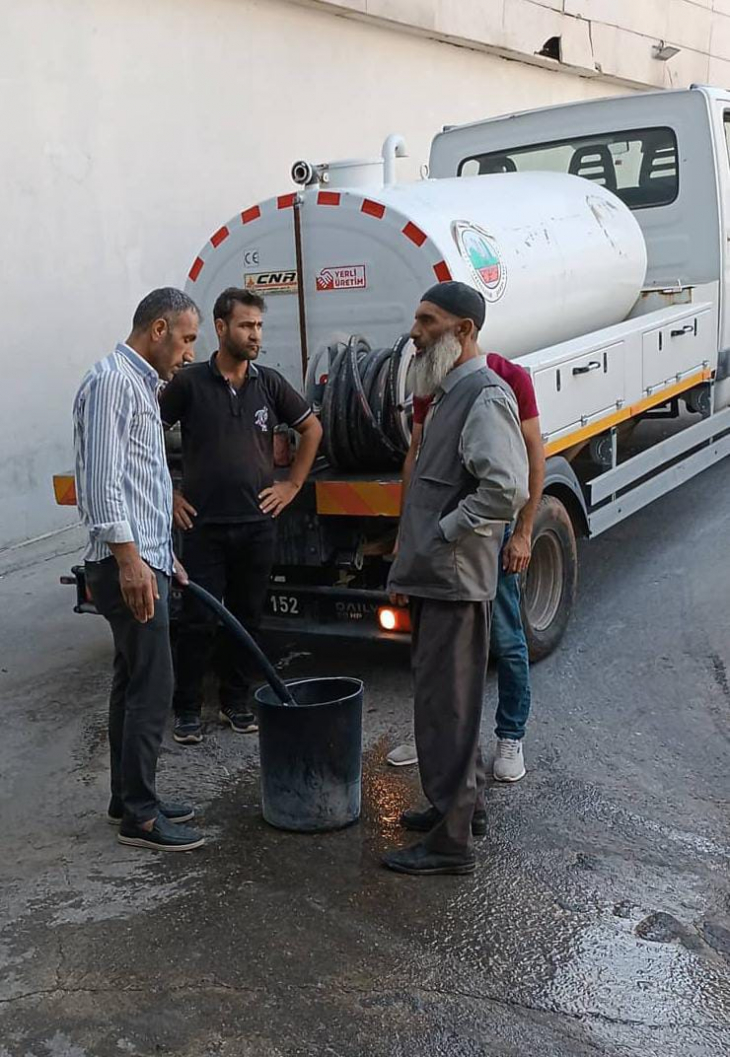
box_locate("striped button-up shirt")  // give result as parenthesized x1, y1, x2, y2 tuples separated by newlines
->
(73, 343, 174, 575)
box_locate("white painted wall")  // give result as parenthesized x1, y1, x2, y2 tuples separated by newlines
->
(0, 0, 663, 547)
(297, 0, 730, 89)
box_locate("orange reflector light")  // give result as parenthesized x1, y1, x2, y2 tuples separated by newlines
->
(377, 607, 410, 633)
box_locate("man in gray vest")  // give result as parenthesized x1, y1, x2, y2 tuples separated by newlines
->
(384, 282, 529, 876)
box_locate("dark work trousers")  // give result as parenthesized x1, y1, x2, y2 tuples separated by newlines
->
(85, 557, 173, 825)
(411, 596, 490, 856)
(173, 520, 277, 715)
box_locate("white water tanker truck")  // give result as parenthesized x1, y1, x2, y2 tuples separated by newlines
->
(57, 86, 730, 659)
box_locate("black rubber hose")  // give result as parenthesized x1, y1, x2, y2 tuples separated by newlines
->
(346, 340, 403, 464)
(320, 335, 412, 471)
(388, 334, 413, 452)
(184, 580, 295, 706)
(320, 344, 346, 467)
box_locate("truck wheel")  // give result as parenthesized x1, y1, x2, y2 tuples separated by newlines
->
(520, 495, 578, 662)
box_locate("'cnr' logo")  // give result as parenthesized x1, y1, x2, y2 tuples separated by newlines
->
(247, 271, 297, 287)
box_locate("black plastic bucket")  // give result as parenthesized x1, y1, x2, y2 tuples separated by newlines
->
(255, 676, 363, 832)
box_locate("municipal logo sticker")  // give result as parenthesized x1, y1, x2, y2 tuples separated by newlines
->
(452, 222, 507, 302)
(315, 265, 367, 292)
(254, 407, 269, 432)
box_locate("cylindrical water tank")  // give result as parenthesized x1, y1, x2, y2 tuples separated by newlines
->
(185, 171, 647, 389)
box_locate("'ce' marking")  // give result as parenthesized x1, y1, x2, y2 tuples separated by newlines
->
(244, 250, 260, 266)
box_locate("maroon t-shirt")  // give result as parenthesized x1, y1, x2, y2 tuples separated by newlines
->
(412, 352, 539, 425)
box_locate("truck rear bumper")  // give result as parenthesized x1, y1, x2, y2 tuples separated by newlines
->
(61, 565, 97, 614)
(61, 567, 411, 642)
(262, 584, 410, 641)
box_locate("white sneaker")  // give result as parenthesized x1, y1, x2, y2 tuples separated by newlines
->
(493, 738, 526, 782)
(387, 742, 418, 767)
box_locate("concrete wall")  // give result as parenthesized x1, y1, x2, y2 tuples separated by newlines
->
(0, 0, 712, 548)
(295, 0, 730, 89)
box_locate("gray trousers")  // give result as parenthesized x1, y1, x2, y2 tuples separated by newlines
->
(411, 597, 490, 856)
(85, 557, 173, 824)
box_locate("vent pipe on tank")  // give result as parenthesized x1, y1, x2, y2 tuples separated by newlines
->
(382, 134, 407, 185)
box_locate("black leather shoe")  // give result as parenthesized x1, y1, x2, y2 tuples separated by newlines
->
(118, 814, 204, 852)
(472, 810, 487, 837)
(382, 843, 476, 876)
(400, 805, 488, 837)
(108, 799, 195, 826)
(400, 805, 441, 832)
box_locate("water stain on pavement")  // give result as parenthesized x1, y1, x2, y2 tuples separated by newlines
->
(3, 723, 728, 1057)
(3, 488, 730, 1057)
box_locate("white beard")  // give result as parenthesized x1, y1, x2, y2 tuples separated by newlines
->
(410, 332, 463, 398)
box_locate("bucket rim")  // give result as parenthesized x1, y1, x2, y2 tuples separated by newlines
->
(255, 675, 364, 709)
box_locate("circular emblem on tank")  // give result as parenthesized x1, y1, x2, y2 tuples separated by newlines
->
(452, 221, 507, 303)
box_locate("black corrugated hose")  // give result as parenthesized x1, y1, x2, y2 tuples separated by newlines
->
(317, 334, 414, 470)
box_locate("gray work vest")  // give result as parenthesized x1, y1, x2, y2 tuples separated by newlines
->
(389, 366, 510, 602)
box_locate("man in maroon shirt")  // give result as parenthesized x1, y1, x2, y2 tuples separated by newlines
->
(387, 351, 545, 781)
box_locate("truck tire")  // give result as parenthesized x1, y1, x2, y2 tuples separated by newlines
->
(520, 495, 578, 662)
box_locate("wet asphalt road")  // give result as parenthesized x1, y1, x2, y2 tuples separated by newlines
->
(1, 461, 729, 1057)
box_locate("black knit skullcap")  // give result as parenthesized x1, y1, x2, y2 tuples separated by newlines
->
(420, 281, 486, 332)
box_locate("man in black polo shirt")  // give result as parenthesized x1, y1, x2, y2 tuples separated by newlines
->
(160, 287, 322, 743)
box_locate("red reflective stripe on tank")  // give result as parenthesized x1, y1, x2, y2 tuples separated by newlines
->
(402, 222, 427, 247)
(210, 226, 229, 248)
(433, 260, 452, 282)
(278, 194, 296, 209)
(361, 198, 386, 219)
(317, 191, 341, 206)
(188, 257, 204, 282)
(241, 205, 261, 224)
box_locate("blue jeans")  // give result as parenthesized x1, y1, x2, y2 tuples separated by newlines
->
(490, 536, 531, 740)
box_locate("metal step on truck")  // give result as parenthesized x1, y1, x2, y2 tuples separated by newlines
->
(56, 85, 730, 660)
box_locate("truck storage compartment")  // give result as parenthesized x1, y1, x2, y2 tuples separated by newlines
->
(641, 309, 714, 393)
(533, 342, 625, 434)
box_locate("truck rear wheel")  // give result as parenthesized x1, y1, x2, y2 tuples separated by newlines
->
(520, 495, 578, 662)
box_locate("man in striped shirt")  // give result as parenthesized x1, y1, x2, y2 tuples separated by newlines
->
(73, 288, 205, 852)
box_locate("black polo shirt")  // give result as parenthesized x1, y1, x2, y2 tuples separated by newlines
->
(159, 354, 311, 523)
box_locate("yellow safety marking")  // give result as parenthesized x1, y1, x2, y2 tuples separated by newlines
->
(544, 369, 711, 457)
(53, 369, 710, 513)
(315, 480, 402, 517)
(53, 474, 77, 506)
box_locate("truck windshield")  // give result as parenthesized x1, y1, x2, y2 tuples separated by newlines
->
(459, 126, 678, 210)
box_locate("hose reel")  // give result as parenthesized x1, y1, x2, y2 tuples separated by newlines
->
(307, 334, 415, 471)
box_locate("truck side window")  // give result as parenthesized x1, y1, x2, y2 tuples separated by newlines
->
(723, 112, 730, 168)
(459, 127, 678, 211)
